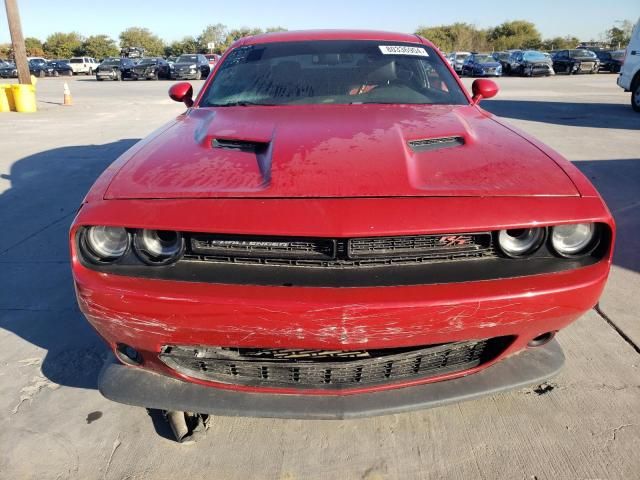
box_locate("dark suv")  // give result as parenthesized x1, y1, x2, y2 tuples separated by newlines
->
(552, 50, 600, 74)
(170, 54, 210, 80)
(96, 57, 135, 81)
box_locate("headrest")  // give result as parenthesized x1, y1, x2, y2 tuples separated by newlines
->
(367, 60, 397, 83)
(271, 61, 301, 83)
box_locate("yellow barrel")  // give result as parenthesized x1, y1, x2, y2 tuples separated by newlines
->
(11, 83, 37, 113)
(0, 84, 13, 112)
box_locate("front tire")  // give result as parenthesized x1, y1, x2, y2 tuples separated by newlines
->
(195, 70, 202, 80)
(632, 82, 640, 113)
(115, 71, 122, 81)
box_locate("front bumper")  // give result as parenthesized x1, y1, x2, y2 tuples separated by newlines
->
(99, 339, 564, 419)
(171, 71, 198, 80)
(96, 71, 116, 79)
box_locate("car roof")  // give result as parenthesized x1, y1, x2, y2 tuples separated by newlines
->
(239, 29, 426, 46)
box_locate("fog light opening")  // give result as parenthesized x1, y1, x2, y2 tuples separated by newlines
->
(528, 332, 556, 348)
(115, 343, 143, 366)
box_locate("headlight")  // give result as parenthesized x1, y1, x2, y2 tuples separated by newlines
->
(551, 223, 597, 256)
(498, 228, 545, 257)
(83, 226, 129, 261)
(134, 229, 184, 265)
(190, 64, 196, 69)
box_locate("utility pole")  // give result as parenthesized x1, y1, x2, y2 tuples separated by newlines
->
(4, 0, 31, 84)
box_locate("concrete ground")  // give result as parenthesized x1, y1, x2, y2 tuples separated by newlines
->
(0, 73, 638, 479)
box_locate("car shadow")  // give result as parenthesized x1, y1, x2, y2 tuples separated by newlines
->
(573, 159, 640, 272)
(483, 100, 638, 130)
(0, 139, 139, 389)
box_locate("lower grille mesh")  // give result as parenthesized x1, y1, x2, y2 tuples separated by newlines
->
(159, 338, 508, 390)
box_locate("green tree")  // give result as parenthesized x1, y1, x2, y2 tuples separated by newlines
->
(540, 36, 580, 51)
(488, 20, 542, 50)
(164, 36, 200, 56)
(221, 27, 264, 51)
(25, 37, 44, 57)
(81, 35, 119, 59)
(416, 23, 488, 52)
(119, 27, 165, 56)
(43, 32, 84, 59)
(197, 23, 228, 53)
(0, 43, 11, 59)
(606, 20, 634, 48)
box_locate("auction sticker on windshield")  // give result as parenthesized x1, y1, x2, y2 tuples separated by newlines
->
(378, 45, 429, 56)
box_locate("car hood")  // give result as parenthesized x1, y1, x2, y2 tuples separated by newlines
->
(104, 104, 579, 199)
(173, 62, 197, 67)
(476, 62, 501, 67)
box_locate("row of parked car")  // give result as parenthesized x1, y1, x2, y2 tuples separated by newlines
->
(93, 54, 218, 81)
(446, 48, 625, 77)
(0, 52, 222, 81)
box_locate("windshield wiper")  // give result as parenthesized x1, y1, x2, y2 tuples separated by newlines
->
(210, 101, 277, 107)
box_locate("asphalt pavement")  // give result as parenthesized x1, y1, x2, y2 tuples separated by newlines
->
(0, 73, 638, 479)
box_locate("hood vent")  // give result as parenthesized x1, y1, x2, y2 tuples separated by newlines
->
(408, 136, 464, 152)
(212, 138, 269, 153)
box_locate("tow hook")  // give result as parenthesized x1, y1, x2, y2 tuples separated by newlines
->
(165, 411, 210, 444)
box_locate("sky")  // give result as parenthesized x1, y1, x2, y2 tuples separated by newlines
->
(1, 0, 638, 44)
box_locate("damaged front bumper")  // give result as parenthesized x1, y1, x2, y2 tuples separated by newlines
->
(99, 339, 564, 419)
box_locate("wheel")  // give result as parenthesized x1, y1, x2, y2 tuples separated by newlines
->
(88, 68, 93, 75)
(115, 71, 122, 81)
(38, 70, 45, 78)
(65, 70, 72, 76)
(632, 82, 640, 113)
(195, 69, 202, 80)
(150, 72, 158, 80)
(96, 76, 103, 81)
(53, 70, 59, 77)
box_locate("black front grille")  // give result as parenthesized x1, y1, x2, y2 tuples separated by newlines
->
(186, 233, 495, 268)
(159, 338, 509, 390)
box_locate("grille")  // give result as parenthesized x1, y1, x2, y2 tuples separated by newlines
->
(159, 338, 507, 389)
(186, 233, 495, 268)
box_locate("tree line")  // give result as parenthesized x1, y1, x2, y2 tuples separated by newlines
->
(0, 24, 286, 60)
(0, 20, 635, 60)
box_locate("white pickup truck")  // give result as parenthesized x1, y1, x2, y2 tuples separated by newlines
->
(617, 18, 640, 112)
(69, 57, 100, 75)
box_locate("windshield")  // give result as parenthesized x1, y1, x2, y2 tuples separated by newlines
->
(523, 51, 547, 61)
(138, 58, 158, 65)
(201, 41, 467, 107)
(455, 53, 470, 61)
(101, 59, 121, 66)
(177, 55, 198, 63)
(611, 51, 625, 60)
(570, 49, 596, 58)
(473, 54, 495, 63)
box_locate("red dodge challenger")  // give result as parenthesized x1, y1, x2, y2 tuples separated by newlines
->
(71, 30, 614, 431)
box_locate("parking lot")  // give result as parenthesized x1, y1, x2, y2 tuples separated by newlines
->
(0, 74, 639, 479)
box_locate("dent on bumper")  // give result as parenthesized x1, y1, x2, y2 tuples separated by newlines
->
(99, 339, 564, 419)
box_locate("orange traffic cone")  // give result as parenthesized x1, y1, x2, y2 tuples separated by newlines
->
(63, 82, 72, 106)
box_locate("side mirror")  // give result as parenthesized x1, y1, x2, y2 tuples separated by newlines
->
(471, 79, 499, 105)
(169, 82, 194, 107)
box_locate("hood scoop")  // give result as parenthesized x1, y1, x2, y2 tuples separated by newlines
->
(212, 138, 270, 153)
(408, 136, 464, 152)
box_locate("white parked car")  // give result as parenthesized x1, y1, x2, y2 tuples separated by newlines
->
(447, 52, 472, 74)
(69, 57, 100, 75)
(617, 18, 640, 112)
